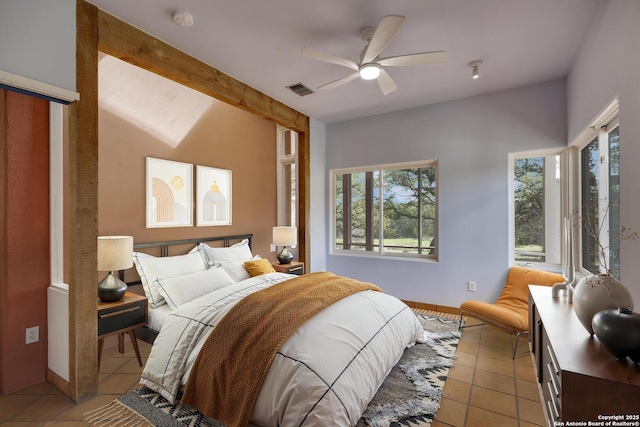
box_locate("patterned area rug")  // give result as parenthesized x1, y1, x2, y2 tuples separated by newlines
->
(357, 311, 462, 426)
(85, 310, 462, 427)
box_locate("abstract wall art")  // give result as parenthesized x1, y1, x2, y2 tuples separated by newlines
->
(146, 157, 193, 228)
(196, 165, 232, 226)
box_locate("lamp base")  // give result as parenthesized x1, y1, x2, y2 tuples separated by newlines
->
(277, 247, 294, 265)
(98, 272, 127, 302)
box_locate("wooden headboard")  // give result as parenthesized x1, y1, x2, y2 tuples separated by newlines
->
(120, 233, 253, 285)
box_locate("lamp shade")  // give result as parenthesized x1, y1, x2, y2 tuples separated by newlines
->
(273, 227, 297, 247)
(97, 236, 133, 271)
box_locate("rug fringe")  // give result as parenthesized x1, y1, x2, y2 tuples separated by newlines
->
(412, 308, 464, 322)
(84, 399, 153, 427)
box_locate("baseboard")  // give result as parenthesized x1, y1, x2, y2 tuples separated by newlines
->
(402, 300, 460, 315)
(46, 368, 69, 397)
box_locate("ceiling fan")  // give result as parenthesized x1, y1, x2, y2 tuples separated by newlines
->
(302, 15, 447, 96)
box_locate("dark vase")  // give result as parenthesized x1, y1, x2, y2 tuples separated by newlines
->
(98, 273, 127, 302)
(592, 308, 640, 362)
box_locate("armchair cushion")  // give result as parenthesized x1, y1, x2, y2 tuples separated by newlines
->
(460, 266, 564, 333)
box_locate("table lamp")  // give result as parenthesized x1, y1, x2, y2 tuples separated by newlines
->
(97, 236, 133, 302)
(273, 226, 297, 264)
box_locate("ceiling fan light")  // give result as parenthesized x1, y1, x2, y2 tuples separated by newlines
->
(360, 64, 381, 80)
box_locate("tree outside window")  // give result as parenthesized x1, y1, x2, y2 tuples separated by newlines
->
(510, 151, 562, 267)
(334, 162, 437, 259)
(514, 157, 545, 262)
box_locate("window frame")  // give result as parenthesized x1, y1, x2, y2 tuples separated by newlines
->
(574, 114, 620, 277)
(508, 148, 567, 271)
(276, 125, 297, 228)
(50, 101, 66, 287)
(330, 159, 439, 261)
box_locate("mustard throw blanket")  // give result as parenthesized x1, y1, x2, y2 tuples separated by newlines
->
(180, 272, 382, 427)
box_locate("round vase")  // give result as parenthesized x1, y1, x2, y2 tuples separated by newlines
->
(592, 308, 640, 362)
(572, 274, 634, 335)
(98, 273, 127, 302)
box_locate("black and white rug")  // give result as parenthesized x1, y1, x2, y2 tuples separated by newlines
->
(357, 313, 461, 427)
(85, 311, 461, 427)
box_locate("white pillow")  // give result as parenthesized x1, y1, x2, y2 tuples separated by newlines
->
(200, 239, 253, 263)
(217, 255, 261, 282)
(154, 267, 234, 310)
(133, 251, 208, 308)
(190, 244, 211, 267)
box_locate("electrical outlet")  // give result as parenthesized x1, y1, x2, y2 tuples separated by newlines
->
(270, 244, 276, 252)
(26, 326, 39, 344)
(468, 281, 477, 292)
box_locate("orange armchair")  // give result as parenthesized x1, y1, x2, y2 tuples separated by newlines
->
(459, 266, 564, 358)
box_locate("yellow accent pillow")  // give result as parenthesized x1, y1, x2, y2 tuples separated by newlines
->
(244, 258, 276, 277)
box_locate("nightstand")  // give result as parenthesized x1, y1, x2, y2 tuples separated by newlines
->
(98, 292, 148, 367)
(271, 261, 304, 275)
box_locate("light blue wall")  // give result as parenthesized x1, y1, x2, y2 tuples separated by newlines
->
(325, 80, 567, 306)
(567, 0, 640, 304)
(0, 0, 76, 91)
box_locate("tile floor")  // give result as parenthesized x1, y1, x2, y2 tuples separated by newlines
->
(0, 318, 544, 426)
(433, 317, 545, 427)
(0, 336, 152, 426)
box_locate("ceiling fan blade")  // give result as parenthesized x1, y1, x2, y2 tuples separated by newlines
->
(302, 47, 359, 71)
(362, 15, 406, 63)
(377, 51, 448, 67)
(377, 69, 397, 96)
(317, 72, 361, 91)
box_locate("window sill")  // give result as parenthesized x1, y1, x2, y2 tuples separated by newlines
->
(511, 261, 562, 274)
(330, 250, 438, 263)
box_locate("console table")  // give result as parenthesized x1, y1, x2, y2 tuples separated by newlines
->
(528, 285, 640, 425)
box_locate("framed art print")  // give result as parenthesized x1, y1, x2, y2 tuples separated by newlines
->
(196, 165, 232, 226)
(146, 157, 193, 228)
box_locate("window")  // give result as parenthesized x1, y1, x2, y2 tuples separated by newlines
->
(578, 117, 620, 277)
(276, 126, 297, 227)
(332, 161, 438, 259)
(509, 150, 564, 267)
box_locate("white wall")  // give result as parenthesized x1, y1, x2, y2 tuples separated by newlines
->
(567, 0, 640, 304)
(325, 80, 567, 307)
(309, 118, 327, 272)
(47, 285, 69, 381)
(0, 0, 76, 92)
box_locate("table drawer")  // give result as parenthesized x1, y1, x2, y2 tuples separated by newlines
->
(285, 265, 304, 275)
(98, 300, 146, 337)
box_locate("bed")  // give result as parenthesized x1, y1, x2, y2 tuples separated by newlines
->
(127, 234, 426, 426)
(122, 234, 255, 344)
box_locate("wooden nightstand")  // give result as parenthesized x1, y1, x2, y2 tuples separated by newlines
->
(98, 292, 148, 367)
(271, 261, 304, 275)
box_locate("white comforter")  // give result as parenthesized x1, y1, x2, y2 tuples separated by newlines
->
(140, 272, 424, 426)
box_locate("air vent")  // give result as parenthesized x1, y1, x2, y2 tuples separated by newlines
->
(286, 83, 314, 97)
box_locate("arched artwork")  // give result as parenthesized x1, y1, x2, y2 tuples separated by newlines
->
(196, 166, 232, 226)
(146, 157, 193, 227)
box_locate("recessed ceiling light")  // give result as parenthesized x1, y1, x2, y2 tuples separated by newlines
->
(173, 10, 194, 27)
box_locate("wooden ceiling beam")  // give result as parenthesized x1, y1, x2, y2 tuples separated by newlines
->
(97, 10, 309, 134)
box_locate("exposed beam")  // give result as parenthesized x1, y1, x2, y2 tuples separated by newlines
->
(96, 10, 308, 133)
(69, 0, 99, 401)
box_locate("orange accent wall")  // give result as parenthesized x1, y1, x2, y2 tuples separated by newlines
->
(0, 89, 50, 394)
(97, 88, 277, 268)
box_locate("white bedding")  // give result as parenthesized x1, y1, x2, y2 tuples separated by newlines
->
(147, 303, 172, 332)
(140, 272, 424, 426)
